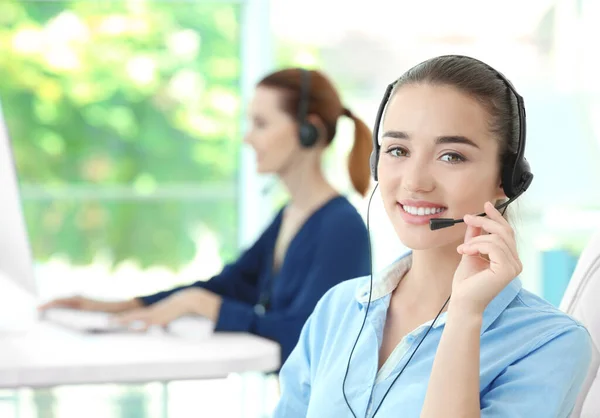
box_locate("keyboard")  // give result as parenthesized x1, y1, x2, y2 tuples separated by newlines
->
(40, 308, 138, 333)
(40, 308, 214, 338)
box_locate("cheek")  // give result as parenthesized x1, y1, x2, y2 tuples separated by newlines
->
(252, 126, 287, 152)
(256, 127, 279, 149)
(377, 164, 402, 205)
(265, 132, 300, 166)
(443, 171, 500, 214)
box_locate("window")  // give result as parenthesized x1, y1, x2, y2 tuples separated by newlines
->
(0, 0, 243, 300)
(0, 1, 256, 416)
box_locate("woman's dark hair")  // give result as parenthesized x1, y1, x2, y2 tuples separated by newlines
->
(391, 55, 519, 161)
(258, 68, 373, 197)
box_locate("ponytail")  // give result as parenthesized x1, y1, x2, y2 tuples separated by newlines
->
(343, 107, 373, 197)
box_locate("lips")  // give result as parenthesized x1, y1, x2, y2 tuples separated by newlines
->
(401, 205, 446, 216)
(397, 199, 448, 225)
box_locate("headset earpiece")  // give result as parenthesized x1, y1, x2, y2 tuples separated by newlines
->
(299, 122, 319, 148)
(369, 149, 379, 181)
(501, 154, 518, 198)
(297, 69, 319, 148)
(502, 154, 533, 198)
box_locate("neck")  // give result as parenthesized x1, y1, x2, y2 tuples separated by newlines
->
(401, 243, 462, 307)
(279, 155, 337, 211)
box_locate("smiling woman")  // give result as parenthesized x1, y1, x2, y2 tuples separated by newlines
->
(378, 82, 505, 250)
(274, 55, 592, 418)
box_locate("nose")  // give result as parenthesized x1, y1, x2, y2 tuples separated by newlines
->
(403, 157, 435, 193)
(243, 130, 253, 146)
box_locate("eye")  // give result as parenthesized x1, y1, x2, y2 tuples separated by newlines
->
(440, 152, 466, 164)
(252, 118, 266, 129)
(385, 147, 408, 158)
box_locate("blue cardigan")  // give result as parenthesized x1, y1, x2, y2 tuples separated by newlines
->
(139, 195, 371, 363)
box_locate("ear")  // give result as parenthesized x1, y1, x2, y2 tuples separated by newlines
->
(495, 180, 507, 202)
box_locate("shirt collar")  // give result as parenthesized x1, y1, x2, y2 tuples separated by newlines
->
(354, 252, 523, 335)
(355, 252, 412, 304)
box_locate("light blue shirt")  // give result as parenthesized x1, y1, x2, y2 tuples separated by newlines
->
(274, 253, 592, 418)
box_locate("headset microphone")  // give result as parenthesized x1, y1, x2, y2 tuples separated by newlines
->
(261, 180, 277, 195)
(429, 175, 532, 230)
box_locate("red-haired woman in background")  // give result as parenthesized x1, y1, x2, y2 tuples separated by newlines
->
(39, 68, 373, 365)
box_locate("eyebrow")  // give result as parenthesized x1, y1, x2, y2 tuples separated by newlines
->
(382, 130, 480, 149)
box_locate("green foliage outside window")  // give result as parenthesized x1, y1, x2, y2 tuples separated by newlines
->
(0, 1, 242, 270)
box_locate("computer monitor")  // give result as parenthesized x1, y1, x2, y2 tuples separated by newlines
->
(0, 101, 38, 331)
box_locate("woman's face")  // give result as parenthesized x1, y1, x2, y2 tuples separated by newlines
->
(378, 83, 506, 250)
(244, 86, 301, 174)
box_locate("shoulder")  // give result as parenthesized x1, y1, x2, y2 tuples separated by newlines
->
(492, 286, 591, 361)
(258, 205, 285, 235)
(321, 196, 365, 225)
(308, 275, 367, 325)
(324, 275, 367, 303)
(316, 196, 368, 239)
(479, 286, 592, 412)
(511, 288, 588, 335)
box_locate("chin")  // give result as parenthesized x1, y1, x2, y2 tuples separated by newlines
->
(393, 222, 465, 251)
(255, 161, 274, 174)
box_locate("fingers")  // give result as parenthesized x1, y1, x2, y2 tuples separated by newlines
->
(113, 308, 168, 330)
(114, 309, 147, 324)
(461, 201, 507, 244)
(463, 216, 518, 261)
(457, 237, 522, 277)
(38, 298, 77, 311)
(457, 234, 511, 263)
(483, 201, 509, 225)
(463, 222, 483, 244)
(37, 301, 58, 311)
(463, 202, 511, 228)
(481, 201, 512, 232)
(113, 309, 152, 331)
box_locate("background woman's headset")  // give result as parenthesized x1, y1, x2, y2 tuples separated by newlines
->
(297, 68, 319, 148)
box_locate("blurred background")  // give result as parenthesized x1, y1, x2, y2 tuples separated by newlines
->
(1, 0, 599, 416)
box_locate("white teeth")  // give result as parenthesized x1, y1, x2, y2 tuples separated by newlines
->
(402, 205, 445, 216)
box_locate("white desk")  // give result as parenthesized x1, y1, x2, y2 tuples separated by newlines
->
(0, 320, 280, 389)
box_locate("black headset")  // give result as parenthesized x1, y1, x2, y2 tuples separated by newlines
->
(297, 69, 320, 148)
(369, 55, 533, 199)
